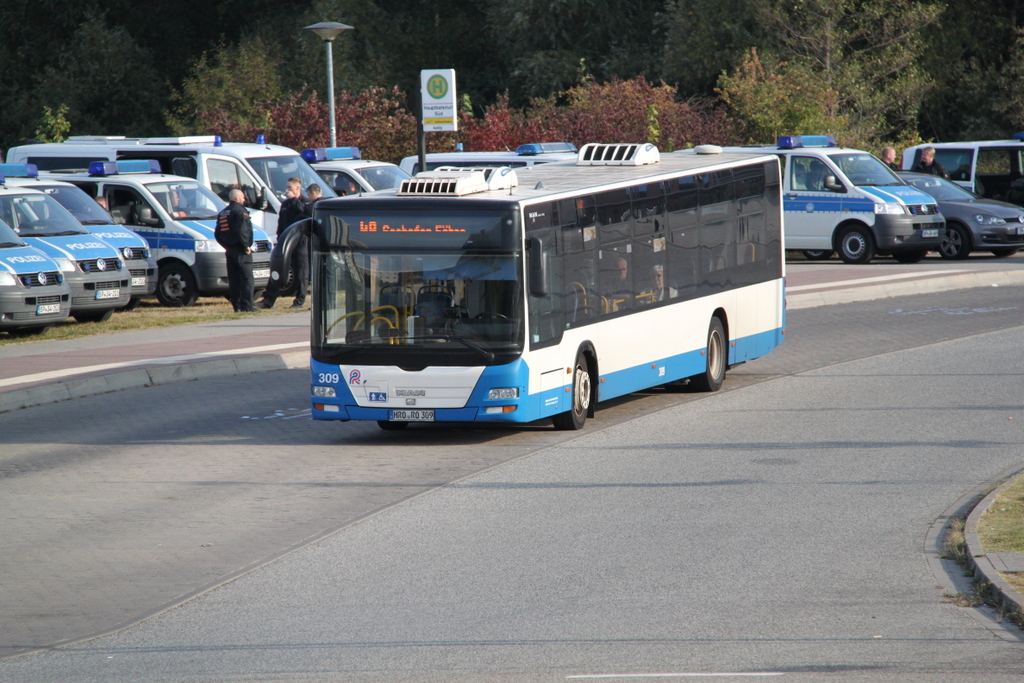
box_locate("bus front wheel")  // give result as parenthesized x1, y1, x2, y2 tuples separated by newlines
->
(689, 317, 726, 392)
(553, 352, 592, 430)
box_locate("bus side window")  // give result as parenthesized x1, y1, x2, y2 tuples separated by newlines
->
(527, 229, 564, 348)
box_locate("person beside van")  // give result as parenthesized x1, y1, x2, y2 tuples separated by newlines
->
(256, 178, 311, 309)
(912, 147, 949, 179)
(880, 146, 900, 171)
(216, 189, 259, 313)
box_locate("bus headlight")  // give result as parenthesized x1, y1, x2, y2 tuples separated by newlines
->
(194, 239, 225, 253)
(874, 203, 906, 215)
(312, 386, 336, 398)
(53, 258, 76, 273)
(487, 387, 519, 400)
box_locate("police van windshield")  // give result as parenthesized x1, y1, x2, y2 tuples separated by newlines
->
(246, 155, 338, 201)
(147, 181, 225, 220)
(37, 185, 113, 225)
(0, 217, 28, 247)
(357, 165, 411, 191)
(829, 153, 903, 187)
(0, 193, 89, 237)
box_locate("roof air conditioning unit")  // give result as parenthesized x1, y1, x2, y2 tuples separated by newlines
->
(398, 166, 518, 196)
(577, 143, 660, 166)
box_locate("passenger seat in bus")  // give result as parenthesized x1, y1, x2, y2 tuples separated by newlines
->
(415, 286, 454, 325)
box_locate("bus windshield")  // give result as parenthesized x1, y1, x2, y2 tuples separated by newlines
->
(246, 155, 338, 201)
(313, 249, 524, 365)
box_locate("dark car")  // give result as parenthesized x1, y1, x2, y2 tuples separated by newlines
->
(898, 171, 1024, 259)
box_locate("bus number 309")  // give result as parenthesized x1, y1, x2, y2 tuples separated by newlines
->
(318, 373, 340, 384)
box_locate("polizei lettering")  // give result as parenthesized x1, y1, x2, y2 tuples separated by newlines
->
(5, 254, 46, 264)
(64, 242, 107, 250)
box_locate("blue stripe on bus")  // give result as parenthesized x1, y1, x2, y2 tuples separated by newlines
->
(310, 325, 784, 424)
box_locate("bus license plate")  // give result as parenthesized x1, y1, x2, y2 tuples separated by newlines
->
(95, 289, 120, 299)
(390, 409, 434, 422)
(921, 229, 938, 238)
(36, 303, 61, 315)
(253, 268, 270, 280)
(131, 276, 147, 287)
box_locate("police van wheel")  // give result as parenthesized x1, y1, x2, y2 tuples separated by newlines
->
(837, 226, 876, 264)
(74, 309, 114, 324)
(156, 262, 199, 307)
(553, 352, 592, 430)
(689, 317, 726, 392)
(377, 420, 409, 431)
(801, 250, 833, 261)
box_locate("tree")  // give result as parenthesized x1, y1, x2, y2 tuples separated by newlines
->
(34, 105, 72, 144)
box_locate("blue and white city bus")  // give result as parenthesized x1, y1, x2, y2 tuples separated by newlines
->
(307, 143, 786, 430)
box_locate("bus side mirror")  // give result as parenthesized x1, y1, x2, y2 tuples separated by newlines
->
(824, 175, 845, 192)
(528, 236, 550, 298)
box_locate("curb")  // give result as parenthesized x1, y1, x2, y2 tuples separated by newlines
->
(786, 268, 1024, 309)
(0, 351, 310, 415)
(964, 472, 1024, 623)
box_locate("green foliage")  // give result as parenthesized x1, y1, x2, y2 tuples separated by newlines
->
(167, 36, 283, 136)
(34, 105, 71, 144)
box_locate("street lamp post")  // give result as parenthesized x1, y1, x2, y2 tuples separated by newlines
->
(303, 21, 353, 148)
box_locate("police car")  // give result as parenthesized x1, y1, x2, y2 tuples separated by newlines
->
(684, 136, 946, 264)
(5, 135, 337, 238)
(0, 214, 70, 335)
(398, 142, 579, 176)
(0, 175, 130, 322)
(45, 161, 272, 307)
(0, 164, 157, 308)
(302, 147, 410, 195)
(901, 136, 1024, 204)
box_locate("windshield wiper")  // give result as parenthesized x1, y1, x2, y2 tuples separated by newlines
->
(0, 241, 22, 248)
(80, 220, 111, 225)
(400, 334, 495, 362)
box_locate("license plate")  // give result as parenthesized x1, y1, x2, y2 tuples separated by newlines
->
(36, 303, 61, 315)
(390, 409, 434, 422)
(131, 276, 147, 287)
(921, 229, 938, 238)
(1016, 226, 1024, 235)
(253, 269, 270, 280)
(95, 289, 120, 299)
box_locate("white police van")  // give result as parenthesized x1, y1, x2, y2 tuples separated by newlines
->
(302, 147, 410, 196)
(0, 176, 130, 322)
(0, 164, 157, 308)
(45, 161, 273, 307)
(398, 142, 579, 176)
(0, 214, 70, 335)
(5, 135, 337, 239)
(686, 136, 946, 263)
(901, 136, 1024, 203)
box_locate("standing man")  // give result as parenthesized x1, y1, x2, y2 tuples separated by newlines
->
(257, 178, 309, 309)
(216, 188, 259, 313)
(880, 146, 900, 171)
(912, 147, 949, 179)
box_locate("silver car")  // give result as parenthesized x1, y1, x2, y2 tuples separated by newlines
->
(899, 171, 1024, 259)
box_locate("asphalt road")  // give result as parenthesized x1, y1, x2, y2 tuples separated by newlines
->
(2, 287, 1024, 680)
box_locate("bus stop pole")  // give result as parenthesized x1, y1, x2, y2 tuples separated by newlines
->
(416, 87, 427, 175)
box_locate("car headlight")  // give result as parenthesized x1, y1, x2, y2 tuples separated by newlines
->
(194, 239, 225, 253)
(487, 387, 520, 400)
(973, 214, 1007, 225)
(54, 258, 76, 273)
(874, 203, 906, 215)
(0, 272, 17, 287)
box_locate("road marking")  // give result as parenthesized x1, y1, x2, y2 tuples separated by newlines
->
(567, 674, 785, 679)
(786, 269, 970, 292)
(0, 341, 307, 389)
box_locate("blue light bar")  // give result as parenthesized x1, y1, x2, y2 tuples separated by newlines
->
(0, 163, 39, 178)
(88, 160, 161, 176)
(301, 147, 361, 162)
(515, 142, 578, 155)
(256, 134, 266, 144)
(1013, 132, 1024, 142)
(777, 135, 837, 150)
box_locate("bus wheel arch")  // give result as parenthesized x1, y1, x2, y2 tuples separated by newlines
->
(689, 312, 728, 392)
(156, 259, 199, 307)
(553, 342, 597, 430)
(833, 220, 876, 264)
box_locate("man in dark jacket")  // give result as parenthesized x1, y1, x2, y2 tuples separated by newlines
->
(216, 188, 259, 312)
(256, 178, 309, 309)
(912, 147, 949, 179)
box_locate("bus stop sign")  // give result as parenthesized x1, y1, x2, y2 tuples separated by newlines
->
(420, 69, 457, 132)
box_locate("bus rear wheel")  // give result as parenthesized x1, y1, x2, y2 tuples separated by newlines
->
(689, 317, 726, 392)
(553, 352, 592, 430)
